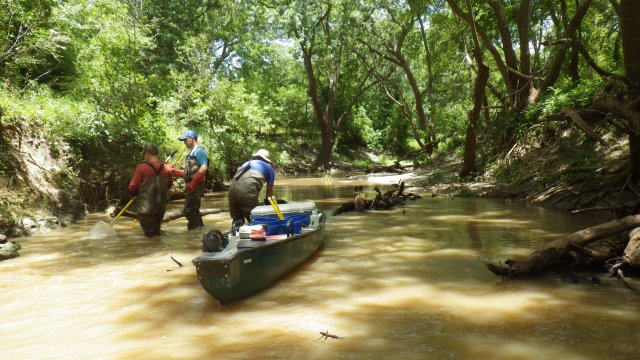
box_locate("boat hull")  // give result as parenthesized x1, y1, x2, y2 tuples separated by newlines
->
(192, 219, 325, 305)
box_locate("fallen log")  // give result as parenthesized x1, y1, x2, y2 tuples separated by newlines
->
(567, 243, 615, 266)
(486, 214, 640, 277)
(107, 207, 225, 222)
(562, 109, 606, 145)
(161, 209, 225, 222)
(622, 227, 640, 267)
(332, 181, 421, 216)
(365, 162, 405, 174)
(609, 227, 640, 277)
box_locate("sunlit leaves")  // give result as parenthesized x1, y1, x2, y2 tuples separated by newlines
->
(0, 0, 68, 86)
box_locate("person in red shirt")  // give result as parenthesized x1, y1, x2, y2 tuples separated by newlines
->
(128, 143, 174, 237)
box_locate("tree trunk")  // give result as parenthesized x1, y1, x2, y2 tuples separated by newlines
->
(398, 55, 429, 139)
(460, 55, 489, 177)
(620, 0, 640, 89)
(515, 0, 533, 108)
(620, 0, 640, 180)
(446, 0, 517, 103)
(316, 126, 335, 171)
(301, 43, 336, 171)
(460, 1, 489, 178)
(592, 92, 640, 181)
(539, 0, 593, 96)
(486, 214, 640, 277)
(418, 17, 438, 148)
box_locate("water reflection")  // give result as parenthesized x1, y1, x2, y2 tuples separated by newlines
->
(1, 176, 639, 359)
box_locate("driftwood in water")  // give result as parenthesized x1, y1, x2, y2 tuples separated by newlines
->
(332, 181, 421, 216)
(314, 330, 343, 341)
(609, 227, 640, 278)
(486, 214, 640, 277)
(108, 207, 225, 222)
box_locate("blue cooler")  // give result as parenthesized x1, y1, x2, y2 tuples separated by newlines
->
(280, 213, 310, 235)
(251, 201, 316, 235)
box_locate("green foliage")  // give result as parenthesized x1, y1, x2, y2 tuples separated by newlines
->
(0, 0, 631, 213)
(0, 0, 65, 87)
(524, 78, 603, 121)
(454, 185, 475, 198)
(337, 106, 380, 151)
(429, 170, 444, 183)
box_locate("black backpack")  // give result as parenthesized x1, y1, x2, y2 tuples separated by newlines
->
(201, 229, 228, 252)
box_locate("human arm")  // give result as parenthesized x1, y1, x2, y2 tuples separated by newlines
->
(162, 164, 174, 189)
(186, 164, 207, 193)
(164, 164, 185, 178)
(128, 165, 143, 196)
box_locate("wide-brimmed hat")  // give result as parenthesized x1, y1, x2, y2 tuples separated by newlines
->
(178, 130, 198, 141)
(252, 149, 272, 164)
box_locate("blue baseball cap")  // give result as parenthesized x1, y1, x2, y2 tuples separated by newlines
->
(178, 130, 198, 141)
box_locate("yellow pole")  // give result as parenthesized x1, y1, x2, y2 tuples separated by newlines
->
(110, 197, 136, 227)
(273, 196, 285, 219)
(268, 196, 284, 220)
(171, 146, 187, 167)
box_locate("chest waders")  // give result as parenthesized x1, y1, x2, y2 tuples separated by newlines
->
(137, 163, 168, 237)
(183, 147, 206, 229)
(137, 162, 168, 215)
(229, 160, 267, 223)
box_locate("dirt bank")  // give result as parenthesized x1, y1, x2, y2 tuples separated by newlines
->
(0, 121, 85, 237)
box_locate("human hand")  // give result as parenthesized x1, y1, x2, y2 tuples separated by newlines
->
(186, 172, 204, 193)
(172, 168, 185, 178)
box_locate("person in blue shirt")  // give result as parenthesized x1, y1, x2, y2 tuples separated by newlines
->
(228, 149, 275, 225)
(172, 130, 208, 230)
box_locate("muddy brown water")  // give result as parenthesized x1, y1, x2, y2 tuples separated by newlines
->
(1, 175, 639, 359)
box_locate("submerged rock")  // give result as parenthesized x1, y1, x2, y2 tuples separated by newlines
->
(0, 236, 21, 261)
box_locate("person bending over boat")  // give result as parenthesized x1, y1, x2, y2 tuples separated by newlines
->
(228, 149, 275, 226)
(128, 143, 173, 237)
(171, 130, 209, 230)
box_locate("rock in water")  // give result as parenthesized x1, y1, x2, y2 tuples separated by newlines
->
(0, 240, 21, 260)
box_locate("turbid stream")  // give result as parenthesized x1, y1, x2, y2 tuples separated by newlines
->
(1, 175, 639, 359)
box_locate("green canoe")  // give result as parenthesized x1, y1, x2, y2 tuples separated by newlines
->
(192, 212, 326, 305)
